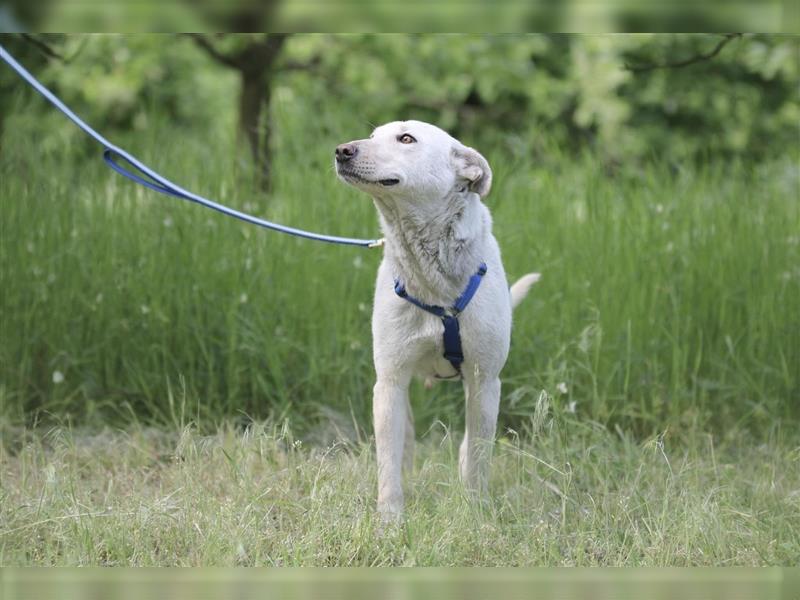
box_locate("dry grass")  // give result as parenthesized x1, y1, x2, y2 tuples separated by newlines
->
(2, 412, 798, 566)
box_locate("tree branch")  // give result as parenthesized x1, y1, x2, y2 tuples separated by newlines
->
(239, 34, 288, 72)
(279, 56, 322, 72)
(264, 33, 289, 58)
(19, 33, 65, 61)
(188, 34, 291, 74)
(185, 33, 242, 69)
(624, 34, 742, 73)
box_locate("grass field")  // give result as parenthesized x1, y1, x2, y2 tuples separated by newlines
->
(1, 91, 798, 566)
(1, 102, 797, 434)
(2, 416, 799, 566)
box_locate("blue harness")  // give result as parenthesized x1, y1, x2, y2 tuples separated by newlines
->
(394, 263, 488, 377)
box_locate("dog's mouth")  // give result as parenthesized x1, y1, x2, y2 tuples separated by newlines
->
(338, 169, 400, 187)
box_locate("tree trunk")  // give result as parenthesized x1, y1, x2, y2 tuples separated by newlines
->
(238, 69, 271, 189)
(188, 33, 289, 192)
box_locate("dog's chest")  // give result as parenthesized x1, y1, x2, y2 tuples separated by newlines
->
(402, 310, 474, 380)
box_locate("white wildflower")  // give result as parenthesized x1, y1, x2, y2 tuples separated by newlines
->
(556, 382, 568, 394)
(45, 464, 57, 484)
(113, 47, 130, 63)
(52, 370, 64, 384)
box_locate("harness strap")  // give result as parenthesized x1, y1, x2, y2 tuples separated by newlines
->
(394, 263, 488, 375)
(441, 316, 463, 371)
(393, 282, 446, 318)
(453, 263, 488, 313)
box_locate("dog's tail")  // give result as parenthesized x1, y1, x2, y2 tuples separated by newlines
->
(510, 273, 540, 309)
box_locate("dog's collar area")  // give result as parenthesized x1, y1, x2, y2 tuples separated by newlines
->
(394, 263, 488, 376)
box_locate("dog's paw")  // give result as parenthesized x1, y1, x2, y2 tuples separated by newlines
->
(375, 505, 404, 537)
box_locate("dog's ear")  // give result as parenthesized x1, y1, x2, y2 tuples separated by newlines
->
(452, 143, 492, 198)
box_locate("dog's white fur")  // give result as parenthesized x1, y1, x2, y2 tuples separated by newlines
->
(335, 120, 538, 520)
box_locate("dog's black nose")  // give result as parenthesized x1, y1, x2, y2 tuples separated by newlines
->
(335, 143, 358, 163)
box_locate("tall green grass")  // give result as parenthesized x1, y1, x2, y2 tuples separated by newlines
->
(1, 91, 798, 436)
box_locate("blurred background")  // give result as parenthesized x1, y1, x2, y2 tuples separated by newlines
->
(2, 34, 797, 185)
(0, 0, 793, 33)
(0, 33, 798, 439)
(0, 567, 790, 600)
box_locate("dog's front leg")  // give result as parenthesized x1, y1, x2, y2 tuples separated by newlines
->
(459, 374, 501, 496)
(373, 377, 410, 521)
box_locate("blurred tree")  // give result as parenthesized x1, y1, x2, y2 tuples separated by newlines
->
(0, 34, 52, 148)
(282, 34, 797, 165)
(185, 0, 282, 32)
(187, 33, 290, 190)
(624, 33, 742, 72)
(0, 0, 55, 30)
(2, 34, 797, 171)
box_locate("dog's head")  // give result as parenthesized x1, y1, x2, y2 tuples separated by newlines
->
(334, 120, 492, 202)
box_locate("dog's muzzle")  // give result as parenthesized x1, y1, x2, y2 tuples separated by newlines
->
(335, 142, 399, 186)
(335, 143, 358, 163)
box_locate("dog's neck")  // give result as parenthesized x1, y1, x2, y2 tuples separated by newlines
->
(373, 189, 488, 303)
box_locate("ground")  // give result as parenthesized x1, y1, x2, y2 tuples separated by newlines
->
(2, 414, 797, 566)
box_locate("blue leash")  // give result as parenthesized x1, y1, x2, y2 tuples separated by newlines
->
(0, 44, 384, 249)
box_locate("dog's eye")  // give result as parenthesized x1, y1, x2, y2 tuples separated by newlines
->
(398, 134, 416, 144)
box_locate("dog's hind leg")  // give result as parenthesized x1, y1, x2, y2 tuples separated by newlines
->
(459, 373, 501, 497)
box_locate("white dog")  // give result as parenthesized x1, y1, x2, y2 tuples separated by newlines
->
(335, 120, 539, 520)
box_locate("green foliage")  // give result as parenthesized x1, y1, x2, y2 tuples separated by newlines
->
(41, 35, 234, 131)
(3, 34, 797, 165)
(0, 33, 797, 436)
(285, 34, 799, 164)
(1, 90, 797, 435)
